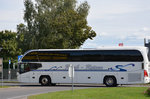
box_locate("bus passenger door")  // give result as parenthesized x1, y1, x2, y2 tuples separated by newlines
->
(19, 63, 30, 82)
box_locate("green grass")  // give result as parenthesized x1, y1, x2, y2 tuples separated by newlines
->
(0, 81, 19, 83)
(28, 87, 150, 99)
(0, 86, 10, 88)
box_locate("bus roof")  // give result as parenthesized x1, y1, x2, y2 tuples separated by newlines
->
(23, 46, 148, 55)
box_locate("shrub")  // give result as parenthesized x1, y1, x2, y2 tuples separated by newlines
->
(144, 87, 150, 96)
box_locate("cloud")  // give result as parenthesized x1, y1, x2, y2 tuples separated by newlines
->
(0, 11, 23, 22)
(129, 27, 150, 40)
(82, 42, 100, 48)
(86, 0, 150, 21)
(100, 32, 108, 36)
(82, 26, 150, 48)
(94, 26, 150, 41)
(140, 27, 150, 32)
(0, 0, 24, 31)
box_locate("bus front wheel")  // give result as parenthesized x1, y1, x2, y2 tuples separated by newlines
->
(104, 76, 117, 87)
(40, 76, 51, 86)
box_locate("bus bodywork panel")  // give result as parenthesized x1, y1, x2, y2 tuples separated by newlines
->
(18, 62, 145, 84)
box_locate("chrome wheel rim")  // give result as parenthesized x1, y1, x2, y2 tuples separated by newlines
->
(106, 78, 114, 86)
(42, 77, 48, 85)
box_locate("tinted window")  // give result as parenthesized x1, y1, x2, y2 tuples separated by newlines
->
(22, 51, 68, 62)
(22, 50, 143, 62)
(19, 63, 42, 74)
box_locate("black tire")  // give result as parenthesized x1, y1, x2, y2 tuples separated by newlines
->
(40, 76, 51, 86)
(104, 76, 117, 87)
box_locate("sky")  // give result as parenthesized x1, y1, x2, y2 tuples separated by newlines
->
(0, 0, 150, 48)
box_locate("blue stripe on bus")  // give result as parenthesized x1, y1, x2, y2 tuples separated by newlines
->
(32, 69, 126, 72)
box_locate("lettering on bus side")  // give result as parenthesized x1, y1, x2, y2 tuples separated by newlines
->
(47, 63, 135, 72)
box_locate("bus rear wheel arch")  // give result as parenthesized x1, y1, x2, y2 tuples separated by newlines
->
(39, 75, 51, 86)
(103, 76, 117, 87)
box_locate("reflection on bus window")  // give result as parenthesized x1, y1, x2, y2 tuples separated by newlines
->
(22, 50, 143, 62)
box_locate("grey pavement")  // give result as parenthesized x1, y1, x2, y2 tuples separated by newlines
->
(0, 86, 75, 99)
(0, 83, 99, 99)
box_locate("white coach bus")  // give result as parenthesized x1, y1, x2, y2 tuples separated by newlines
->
(17, 47, 150, 87)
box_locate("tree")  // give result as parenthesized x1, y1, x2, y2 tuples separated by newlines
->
(0, 30, 21, 62)
(18, 0, 96, 52)
(17, 23, 29, 53)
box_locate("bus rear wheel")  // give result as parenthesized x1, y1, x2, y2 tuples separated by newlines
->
(104, 76, 117, 87)
(40, 76, 51, 86)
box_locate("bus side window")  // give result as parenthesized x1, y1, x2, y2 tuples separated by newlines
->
(22, 63, 29, 72)
(29, 63, 42, 71)
(20, 64, 25, 73)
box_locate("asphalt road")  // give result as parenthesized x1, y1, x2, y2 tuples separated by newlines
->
(0, 83, 102, 99)
(0, 83, 150, 99)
